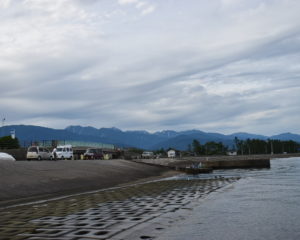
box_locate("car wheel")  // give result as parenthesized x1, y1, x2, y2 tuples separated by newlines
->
(61, 157, 64, 160)
(38, 156, 42, 161)
(50, 156, 53, 161)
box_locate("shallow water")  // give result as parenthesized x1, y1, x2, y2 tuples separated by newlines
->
(156, 157, 300, 240)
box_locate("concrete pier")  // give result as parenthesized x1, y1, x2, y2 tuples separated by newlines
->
(201, 158, 270, 169)
(134, 154, 296, 169)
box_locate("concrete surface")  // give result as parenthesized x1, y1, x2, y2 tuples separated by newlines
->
(0, 175, 239, 240)
(201, 158, 270, 168)
(136, 154, 300, 169)
(0, 159, 172, 207)
(0, 148, 27, 160)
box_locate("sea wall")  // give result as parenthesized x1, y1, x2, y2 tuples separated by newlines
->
(136, 154, 300, 169)
(0, 160, 169, 207)
(201, 159, 270, 169)
(0, 148, 27, 160)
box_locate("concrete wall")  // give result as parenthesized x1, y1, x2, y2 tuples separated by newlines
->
(0, 148, 27, 160)
(201, 159, 270, 169)
(135, 154, 300, 169)
(0, 159, 169, 207)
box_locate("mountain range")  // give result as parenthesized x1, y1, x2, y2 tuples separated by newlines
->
(1, 125, 299, 150)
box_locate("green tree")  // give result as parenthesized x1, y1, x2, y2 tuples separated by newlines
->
(192, 139, 202, 155)
(234, 137, 244, 155)
(0, 136, 20, 149)
(204, 141, 227, 155)
(127, 147, 144, 154)
(154, 148, 165, 155)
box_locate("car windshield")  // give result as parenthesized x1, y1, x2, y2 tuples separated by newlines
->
(28, 147, 38, 153)
(57, 148, 63, 151)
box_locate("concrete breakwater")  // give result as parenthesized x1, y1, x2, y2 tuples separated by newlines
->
(0, 176, 240, 239)
(201, 158, 270, 169)
(134, 154, 300, 170)
(0, 160, 172, 207)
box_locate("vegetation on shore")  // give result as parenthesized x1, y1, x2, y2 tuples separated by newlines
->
(234, 137, 299, 155)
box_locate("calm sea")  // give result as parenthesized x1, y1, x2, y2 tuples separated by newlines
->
(157, 157, 300, 240)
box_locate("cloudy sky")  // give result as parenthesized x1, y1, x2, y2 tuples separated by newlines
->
(1, 0, 300, 135)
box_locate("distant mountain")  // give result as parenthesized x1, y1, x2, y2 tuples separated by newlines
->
(0, 125, 127, 147)
(152, 131, 234, 151)
(229, 132, 268, 140)
(0, 125, 299, 150)
(270, 133, 300, 142)
(65, 125, 100, 136)
(0, 125, 81, 141)
(153, 130, 179, 139)
(65, 125, 165, 149)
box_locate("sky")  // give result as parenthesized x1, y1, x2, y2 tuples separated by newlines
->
(1, 0, 300, 135)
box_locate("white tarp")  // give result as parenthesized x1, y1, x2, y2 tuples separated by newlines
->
(0, 152, 16, 161)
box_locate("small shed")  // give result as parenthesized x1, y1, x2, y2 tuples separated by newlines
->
(227, 151, 237, 156)
(167, 149, 177, 158)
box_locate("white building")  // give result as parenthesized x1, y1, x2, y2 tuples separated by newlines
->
(227, 151, 237, 156)
(167, 149, 176, 158)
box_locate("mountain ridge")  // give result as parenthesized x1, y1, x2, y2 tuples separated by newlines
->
(1, 125, 299, 150)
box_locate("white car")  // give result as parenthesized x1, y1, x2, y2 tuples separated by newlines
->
(53, 145, 73, 160)
(0, 152, 16, 161)
(26, 146, 53, 160)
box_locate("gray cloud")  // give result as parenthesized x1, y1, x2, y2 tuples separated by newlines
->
(1, 0, 300, 135)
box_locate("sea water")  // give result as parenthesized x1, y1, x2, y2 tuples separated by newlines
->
(157, 157, 300, 240)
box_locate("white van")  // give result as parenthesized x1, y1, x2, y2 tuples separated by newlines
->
(53, 145, 73, 160)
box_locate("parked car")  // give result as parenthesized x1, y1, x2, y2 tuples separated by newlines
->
(141, 151, 154, 159)
(0, 152, 16, 161)
(53, 145, 73, 160)
(84, 148, 103, 160)
(26, 146, 53, 160)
